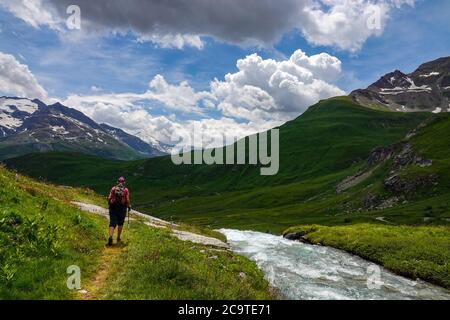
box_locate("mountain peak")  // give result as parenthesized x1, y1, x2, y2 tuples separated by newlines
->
(350, 56, 450, 113)
(415, 56, 450, 72)
(0, 97, 168, 160)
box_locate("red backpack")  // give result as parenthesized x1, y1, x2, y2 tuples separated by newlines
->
(110, 184, 126, 205)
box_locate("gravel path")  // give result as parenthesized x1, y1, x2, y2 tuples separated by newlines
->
(71, 202, 229, 248)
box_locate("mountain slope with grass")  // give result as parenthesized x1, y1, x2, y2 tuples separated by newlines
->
(5, 95, 450, 289)
(5, 97, 434, 229)
(0, 165, 272, 299)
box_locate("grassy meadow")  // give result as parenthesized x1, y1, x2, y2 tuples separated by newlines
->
(0, 166, 272, 299)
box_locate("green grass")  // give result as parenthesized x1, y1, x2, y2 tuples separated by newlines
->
(101, 223, 271, 299)
(0, 165, 272, 299)
(283, 224, 450, 289)
(4, 97, 433, 232)
(0, 166, 106, 299)
(4, 96, 450, 291)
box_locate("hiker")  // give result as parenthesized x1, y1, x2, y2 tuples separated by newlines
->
(107, 176, 131, 246)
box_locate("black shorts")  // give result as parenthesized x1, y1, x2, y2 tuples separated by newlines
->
(109, 206, 127, 228)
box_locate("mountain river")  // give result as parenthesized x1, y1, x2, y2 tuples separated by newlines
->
(219, 229, 450, 300)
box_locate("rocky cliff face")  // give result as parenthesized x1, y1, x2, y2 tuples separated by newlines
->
(350, 57, 450, 112)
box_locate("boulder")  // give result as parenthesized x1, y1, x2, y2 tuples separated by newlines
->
(283, 231, 310, 243)
(384, 173, 439, 195)
(367, 144, 400, 166)
(392, 143, 432, 170)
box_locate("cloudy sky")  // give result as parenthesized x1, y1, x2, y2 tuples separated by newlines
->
(0, 0, 449, 146)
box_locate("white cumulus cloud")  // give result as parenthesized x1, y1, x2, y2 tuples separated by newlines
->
(62, 92, 275, 148)
(211, 50, 345, 122)
(0, 46, 346, 148)
(0, 0, 60, 29)
(0, 51, 48, 100)
(137, 34, 204, 50)
(62, 49, 344, 146)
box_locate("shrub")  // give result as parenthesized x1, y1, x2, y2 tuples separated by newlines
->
(0, 211, 60, 285)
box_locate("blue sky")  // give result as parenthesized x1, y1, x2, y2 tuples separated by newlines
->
(0, 0, 449, 144)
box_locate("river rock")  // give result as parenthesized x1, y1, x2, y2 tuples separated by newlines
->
(283, 231, 310, 243)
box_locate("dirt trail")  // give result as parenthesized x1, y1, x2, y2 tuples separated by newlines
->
(71, 201, 229, 248)
(72, 201, 229, 299)
(78, 245, 123, 300)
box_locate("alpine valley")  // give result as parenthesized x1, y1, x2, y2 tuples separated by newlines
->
(3, 57, 450, 295)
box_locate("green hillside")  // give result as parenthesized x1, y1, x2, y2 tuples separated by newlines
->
(5, 97, 436, 231)
(4, 96, 450, 289)
(0, 166, 271, 299)
(0, 130, 144, 161)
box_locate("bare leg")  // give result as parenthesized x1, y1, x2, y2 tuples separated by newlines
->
(107, 226, 115, 246)
(117, 226, 123, 241)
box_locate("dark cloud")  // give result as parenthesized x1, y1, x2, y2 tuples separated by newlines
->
(48, 0, 304, 45)
(1, 0, 415, 50)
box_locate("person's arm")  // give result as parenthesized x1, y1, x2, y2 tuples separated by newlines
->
(107, 187, 115, 204)
(126, 189, 131, 209)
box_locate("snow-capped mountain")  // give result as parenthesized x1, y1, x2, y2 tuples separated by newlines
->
(100, 123, 169, 157)
(0, 98, 41, 137)
(350, 57, 450, 112)
(0, 97, 168, 160)
(128, 129, 174, 154)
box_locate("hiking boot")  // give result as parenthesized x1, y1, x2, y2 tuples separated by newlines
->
(117, 237, 121, 243)
(107, 236, 113, 246)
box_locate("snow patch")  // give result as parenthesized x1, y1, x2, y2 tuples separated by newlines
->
(420, 72, 440, 78)
(0, 114, 22, 129)
(379, 77, 431, 95)
(407, 77, 431, 91)
(50, 125, 69, 135)
(0, 98, 38, 114)
(0, 98, 39, 131)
